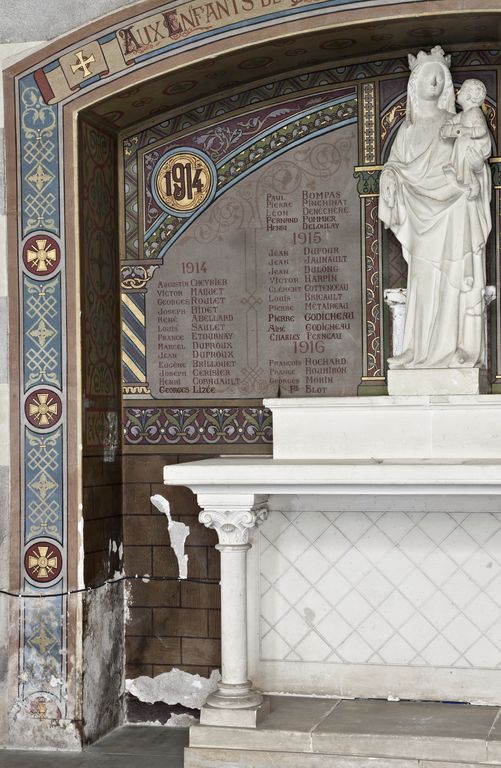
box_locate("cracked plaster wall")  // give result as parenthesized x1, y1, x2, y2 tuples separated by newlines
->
(82, 582, 125, 743)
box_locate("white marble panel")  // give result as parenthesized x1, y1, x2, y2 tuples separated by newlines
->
(253, 507, 501, 702)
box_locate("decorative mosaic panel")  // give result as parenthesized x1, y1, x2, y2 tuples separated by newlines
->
(260, 510, 501, 669)
(20, 75, 60, 237)
(17, 64, 67, 720)
(123, 406, 272, 446)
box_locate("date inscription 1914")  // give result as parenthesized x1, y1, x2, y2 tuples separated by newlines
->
(155, 151, 214, 214)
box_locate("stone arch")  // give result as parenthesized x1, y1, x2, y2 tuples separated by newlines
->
(4, 0, 501, 748)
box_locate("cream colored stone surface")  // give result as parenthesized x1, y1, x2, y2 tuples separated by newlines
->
(388, 368, 487, 396)
(187, 696, 501, 767)
(192, 696, 337, 752)
(0, 215, 6, 298)
(0, 384, 9, 466)
(312, 699, 497, 762)
(200, 700, 270, 729)
(185, 748, 419, 767)
(265, 396, 501, 460)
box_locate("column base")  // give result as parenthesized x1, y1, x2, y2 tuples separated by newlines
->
(200, 697, 270, 728)
(205, 681, 264, 709)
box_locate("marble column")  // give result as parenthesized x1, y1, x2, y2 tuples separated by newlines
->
(198, 493, 269, 727)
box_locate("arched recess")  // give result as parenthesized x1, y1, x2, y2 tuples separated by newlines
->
(4, 0, 501, 749)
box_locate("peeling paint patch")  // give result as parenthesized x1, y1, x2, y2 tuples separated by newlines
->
(83, 582, 124, 743)
(166, 712, 199, 727)
(123, 580, 132, 625)
(126, 668, 220, 709)
(150, 495, 189, 579)
(8, 701, 82, 751)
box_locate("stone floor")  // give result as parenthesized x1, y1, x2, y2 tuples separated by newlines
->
(4, 698, 501, 767)
(187, 696, 501, 767)
(0, 726, 188, 767)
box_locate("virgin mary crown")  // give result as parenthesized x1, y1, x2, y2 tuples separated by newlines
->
(408, 45, 451, 71)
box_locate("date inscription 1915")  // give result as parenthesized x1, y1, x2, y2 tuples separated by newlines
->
(155, 151, 214, 214)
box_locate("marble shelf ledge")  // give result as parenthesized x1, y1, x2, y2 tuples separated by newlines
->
(164, 456, 501, 496)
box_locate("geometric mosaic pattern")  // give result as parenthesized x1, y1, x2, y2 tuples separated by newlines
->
(123, 406, 272, 446)
(260, 510, 501, 669)
(23, 276, 62, 391)
(20, 75, 59, 236)
(25, 427, 63, 542)
(22, 596, 64, 705)
(18, 65, 65, 718)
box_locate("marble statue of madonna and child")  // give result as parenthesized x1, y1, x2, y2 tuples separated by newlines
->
(379, 46, 492, 372)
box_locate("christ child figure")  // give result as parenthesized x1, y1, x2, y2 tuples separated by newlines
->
(441, 78, 490, 200)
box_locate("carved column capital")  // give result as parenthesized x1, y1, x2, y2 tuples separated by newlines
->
(198, 493, 269, 546)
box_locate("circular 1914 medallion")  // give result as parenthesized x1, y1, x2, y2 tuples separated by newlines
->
(152, 149, 216, 217)
(24, 541, 63, 583)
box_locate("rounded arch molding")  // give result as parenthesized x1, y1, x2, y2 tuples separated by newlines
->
(5, 0, 501, 747)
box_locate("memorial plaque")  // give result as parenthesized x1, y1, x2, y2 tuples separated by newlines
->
(146, 125, 362, 398)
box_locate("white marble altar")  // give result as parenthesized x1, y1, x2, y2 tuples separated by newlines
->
(164, 396, 501, 729)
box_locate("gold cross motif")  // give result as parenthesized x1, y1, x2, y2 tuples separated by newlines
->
(28, 393, 59, 427)
(27, 545, 59, 580)
(26, 239, 57, 273)
(31, 473, 57, 501)
(29, 319, 55, 348)
(71, 50, 96, 79)
(28, 164, 52, 192)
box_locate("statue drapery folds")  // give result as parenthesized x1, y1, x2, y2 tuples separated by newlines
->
(379, 46, 492, 370)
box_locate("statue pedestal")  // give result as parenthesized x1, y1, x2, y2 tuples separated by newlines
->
(387, 368, 489, 396)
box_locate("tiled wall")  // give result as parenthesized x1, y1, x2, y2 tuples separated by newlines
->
(123, 454, 221, 682)
(254, 504, 501, 701)
(80, 115, 123, 587)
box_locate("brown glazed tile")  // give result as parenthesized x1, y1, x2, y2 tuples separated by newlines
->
(151, 546, 179, 578)
(92, 485, 116, 520)
(125, 663, 153, 679)
(82, 486, 94, 520)
(184, 546, 208, 579)
(122, 454, 177, 484)
(149, 483, 200, 516)
(106, 458, 123, 486)
(127, 607, 153, 636)
(180, 516, 218, 546)
(207, 547, 221, 580)
(123, 483, 154, 516)
(83, 456, 104, 487)
(129, 579, 180, 608)
(84, 551, 110, 587)
(124, 546, 152, 576)
(208, 610, 221, 638)
(84, 518, 108, 553)
(177, 455, 208, 463)
(126, 636, 181, 666)
(123, 515, 171, 546)
(181, 581, 220, 610)
(182, 637, 221, 666)
(153, 607, 208, 638)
